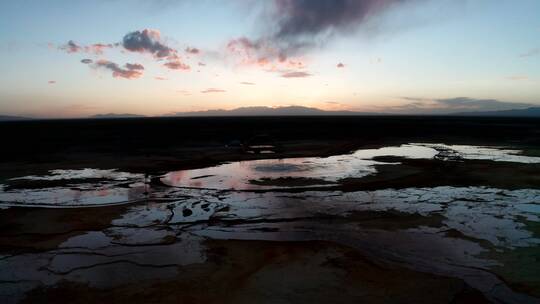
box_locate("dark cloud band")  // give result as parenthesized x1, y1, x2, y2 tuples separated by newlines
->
(229, 0, 409, 62)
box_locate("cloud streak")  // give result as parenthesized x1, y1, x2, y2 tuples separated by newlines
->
(59, 40, 114, 54)
(163, 60, 190, 70)
(201, 88, 226, 93)
(435, 97, 532, 110)
(519, 48, 540, 58)
(392, 97, 533, 114)
(281, 71, 311, 78)
(507, 75, 528, 81)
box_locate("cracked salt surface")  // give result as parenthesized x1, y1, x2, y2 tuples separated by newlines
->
(1, 185, 539, 303)
(0, 169, 146, 207)
(186, 186, 539, 303)
(0, 183, 147, 207)
(202, 186, 540, 248)
(1, 144, 540, 303)
(0, 232, 206, 303)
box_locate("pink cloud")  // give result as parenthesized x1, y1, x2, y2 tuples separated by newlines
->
(227, 36, 307, 71)
(240, 82, 255, 85)
(164, 60, 190, 70)
(87, 43, 115, 54)
(155, 76, 167, 80)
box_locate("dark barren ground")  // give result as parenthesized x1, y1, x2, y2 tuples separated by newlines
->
(1, 116, 540, 304)
(2, 116, 540, 178)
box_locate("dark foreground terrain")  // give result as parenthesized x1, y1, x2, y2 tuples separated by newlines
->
(1, 116, 540, 303)
(2, 116, 540, 178)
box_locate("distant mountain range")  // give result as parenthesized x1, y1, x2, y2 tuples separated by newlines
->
(0, 115, 31, 121)
(90, 113, 146, 119)
(452, 107, 540, 117)
(170, 106, 378, 116)
(170, 105, 540, 117)
(2, 106, 540, 121)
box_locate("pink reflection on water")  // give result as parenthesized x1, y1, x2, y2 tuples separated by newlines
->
(160, 156, 377, 190)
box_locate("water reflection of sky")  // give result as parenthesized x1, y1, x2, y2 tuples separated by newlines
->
(161, 143, 540, 190)
(162, 156, 378, 190)
(2, 143, 540, 205)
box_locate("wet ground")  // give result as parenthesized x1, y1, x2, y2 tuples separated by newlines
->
(1, 143, 540, 303)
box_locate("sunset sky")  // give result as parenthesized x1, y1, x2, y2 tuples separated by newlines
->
(1, 0, 539, 118)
